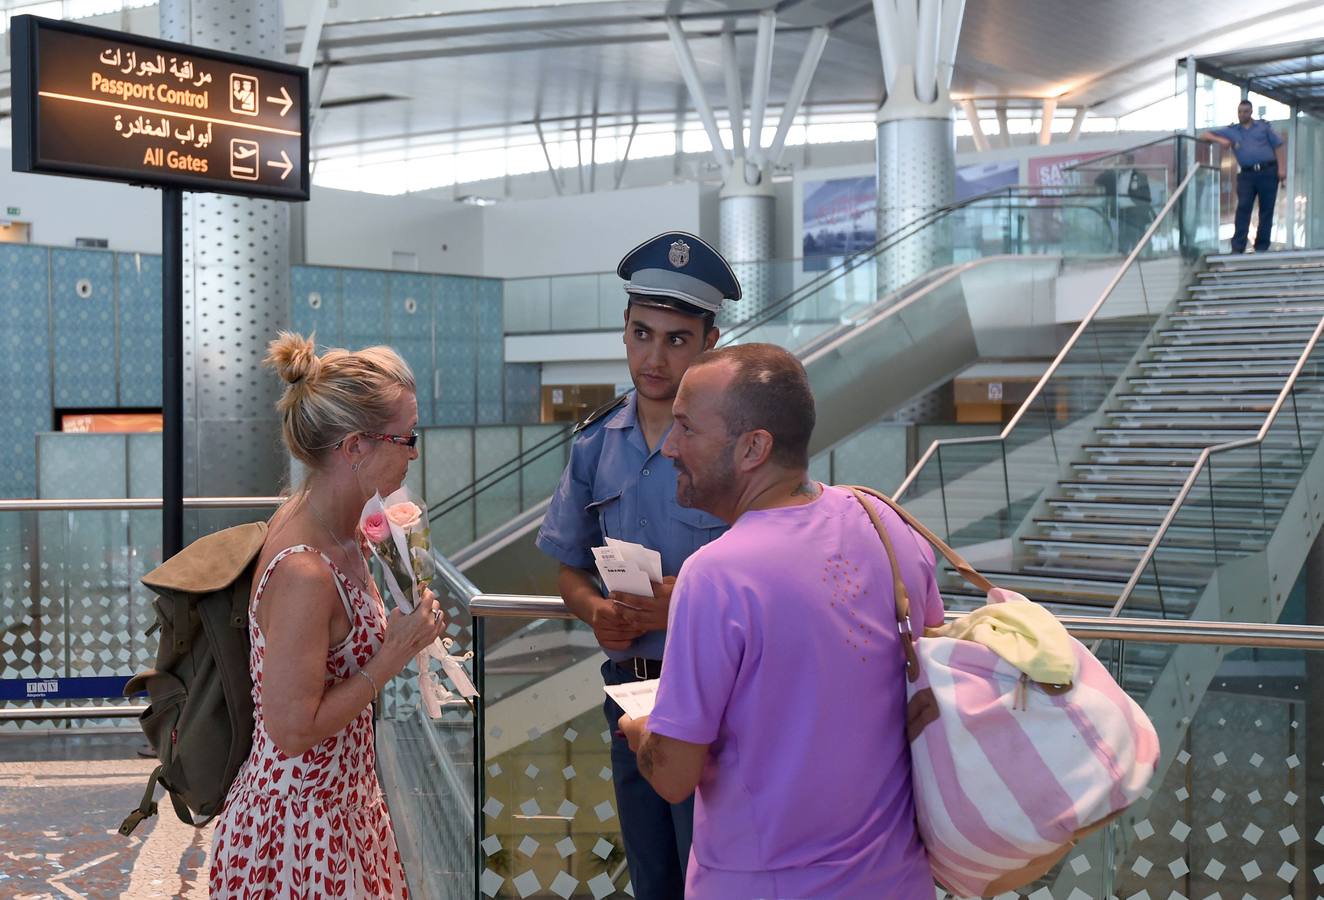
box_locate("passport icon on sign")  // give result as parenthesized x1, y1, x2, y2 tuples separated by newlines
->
(230, 139, 259, 180)
(230, 73, 259, 116)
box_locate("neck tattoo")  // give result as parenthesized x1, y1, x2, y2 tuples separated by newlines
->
(792, 481, 821, 499)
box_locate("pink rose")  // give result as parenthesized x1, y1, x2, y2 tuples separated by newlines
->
(361, 511, 390, 543)
(385, 501, 423, 531)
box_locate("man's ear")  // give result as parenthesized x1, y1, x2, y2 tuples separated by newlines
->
(736, 429, 773, 472)
(705, 326, 721, 351)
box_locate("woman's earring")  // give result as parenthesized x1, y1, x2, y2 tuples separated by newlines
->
(351, 462, 360, 471)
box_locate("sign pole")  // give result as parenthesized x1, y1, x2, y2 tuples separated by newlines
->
(162, 186, 184, 558)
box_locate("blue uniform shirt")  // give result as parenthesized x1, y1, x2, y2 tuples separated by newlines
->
(1212, 120, 1283, 167)
(536, 392, 728, 661)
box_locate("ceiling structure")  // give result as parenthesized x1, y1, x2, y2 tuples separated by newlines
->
(286, 0, 1324, 161)
(3, 0, 1324, 175)
(1190, 38, 1324, 118)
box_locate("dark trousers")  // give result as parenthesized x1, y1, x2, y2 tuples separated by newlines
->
(1233, 168, 1279, 253)
(601, 660, 694, 900)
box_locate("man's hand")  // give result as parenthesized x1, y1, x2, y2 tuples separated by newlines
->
(588, 596, 645, 651)
(614, 576, 676, 633)
(618, 713, 647, 752)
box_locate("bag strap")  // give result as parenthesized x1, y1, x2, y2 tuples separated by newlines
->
(118, 764, 163, 836)
(844, 484, 997, 594)
(847, 488, 920, 682)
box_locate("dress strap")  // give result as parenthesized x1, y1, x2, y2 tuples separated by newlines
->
(253, 544, 356, 625)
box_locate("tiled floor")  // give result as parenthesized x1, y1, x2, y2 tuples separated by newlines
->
(0, 731, 212, 899)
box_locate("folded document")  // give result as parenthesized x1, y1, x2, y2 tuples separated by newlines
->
(605, 678, 659, 719)
(592, 538, 662, 598)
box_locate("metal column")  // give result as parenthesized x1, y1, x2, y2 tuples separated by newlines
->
(160, 0, 291, 499)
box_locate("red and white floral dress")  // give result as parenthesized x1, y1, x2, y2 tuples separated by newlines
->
(210, 545, 408, 899)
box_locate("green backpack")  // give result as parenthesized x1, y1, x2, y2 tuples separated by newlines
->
(119, 521, 267, 836)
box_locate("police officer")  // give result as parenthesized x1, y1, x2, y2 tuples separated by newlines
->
(1201, 100, 1287, 254)
(536, 232, 737, 899)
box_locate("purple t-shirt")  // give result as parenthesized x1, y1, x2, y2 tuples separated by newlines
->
(648, 485, 943, 899)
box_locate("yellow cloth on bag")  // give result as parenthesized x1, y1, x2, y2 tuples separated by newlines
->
(931, 588, 1078, 685)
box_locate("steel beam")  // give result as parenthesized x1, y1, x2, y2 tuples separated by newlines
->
(871, 0, 900, 95)
(746, 9, 776, 173)
(534, 120, 564, 196)
(720, 23, 746, 162)
(937, 0, 966, 91)
(914, 0, 942, 103)
(665, 17, 733, 176)
(960, 99, 989, 151)
(1038, 97, 1057, 145)
(1068, 106, 1087, 142)
(614, 119, 639, 190)
(769, 26, 829, 165)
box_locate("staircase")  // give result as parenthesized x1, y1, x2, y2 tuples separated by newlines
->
(940, 250, 1324, 623)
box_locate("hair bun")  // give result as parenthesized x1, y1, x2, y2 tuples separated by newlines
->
(265, 331, 322, 384)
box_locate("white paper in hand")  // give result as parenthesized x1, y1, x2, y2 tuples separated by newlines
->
(592, 546, 654, 597)
(606, 537, 664, 584)
(605, 679, 659, 719)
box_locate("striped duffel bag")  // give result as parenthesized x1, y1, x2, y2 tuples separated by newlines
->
(849, 486, 1160, 898)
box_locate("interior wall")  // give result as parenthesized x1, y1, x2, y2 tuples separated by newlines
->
(0, 168, 162, 252)
(480, 181, 704, 277)
(302, 187, 486, 275)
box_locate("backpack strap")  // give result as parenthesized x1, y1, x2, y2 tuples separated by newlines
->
(254, 545, 356, 625)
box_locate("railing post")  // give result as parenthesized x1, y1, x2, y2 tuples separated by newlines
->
(472, 614, 486, 900)
(936, 446, 952, 544)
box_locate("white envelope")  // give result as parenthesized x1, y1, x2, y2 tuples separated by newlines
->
(606, 537, 664, 584)
(592, 546, 654, 597)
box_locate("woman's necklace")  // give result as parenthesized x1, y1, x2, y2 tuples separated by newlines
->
(306, 498, 370, 589)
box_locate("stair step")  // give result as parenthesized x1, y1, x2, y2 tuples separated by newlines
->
(1156, 325, 1316, 341)
(1033, 519, 1270, 541)
(1126, 378, 1324, 394)
(1045, 498, 1284, 518)
(1106, 411, 1280, 424)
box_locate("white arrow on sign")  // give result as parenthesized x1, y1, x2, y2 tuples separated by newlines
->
(267, 150, 293, 180)
(266, 85, 293, 117)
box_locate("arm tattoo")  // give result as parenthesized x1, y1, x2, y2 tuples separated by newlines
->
(638, 735, 665, 778)
(792, 481, 821, 499)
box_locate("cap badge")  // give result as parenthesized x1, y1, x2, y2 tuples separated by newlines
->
(668, 240, 690, 268)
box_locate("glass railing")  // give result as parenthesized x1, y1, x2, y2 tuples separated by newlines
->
(1116, 318, 1324, 620)
(0, 498, 281, 726)
(503, 188, 1118, 336)
(419, 423, 572, 556)
(458, 587, 1324, 900)
(894, 161, 1221, 565)
(1099, 636, 1324, 900)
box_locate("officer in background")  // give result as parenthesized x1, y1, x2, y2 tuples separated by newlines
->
(1201, 100, 1286, 254)
(536, 231, 738, 899)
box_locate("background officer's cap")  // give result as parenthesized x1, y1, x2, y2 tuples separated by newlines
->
(617, 231, 741, 317)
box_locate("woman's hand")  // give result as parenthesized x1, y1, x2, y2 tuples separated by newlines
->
(380, 588, 447, 675)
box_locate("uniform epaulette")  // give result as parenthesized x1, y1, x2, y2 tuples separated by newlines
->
(573, 393, 630, 435)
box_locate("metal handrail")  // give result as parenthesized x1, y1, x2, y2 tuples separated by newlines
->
(466, 592, 1324, 647)
(893, 162, 1210, 500)
(1111, 311, 1324, 613)
(0, 496, 283, 511)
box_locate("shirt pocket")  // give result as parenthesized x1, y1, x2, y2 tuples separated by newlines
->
(670, 503, 727, 556)
(586, 491, 623, 541)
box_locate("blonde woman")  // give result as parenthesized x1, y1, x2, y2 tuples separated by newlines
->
(209, 332, 445, 899)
